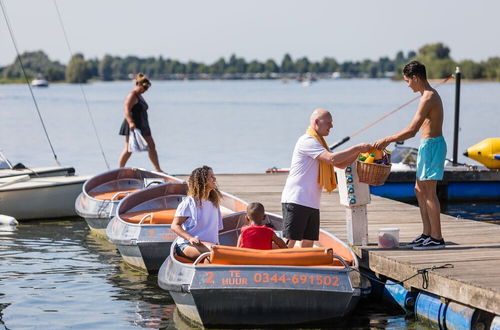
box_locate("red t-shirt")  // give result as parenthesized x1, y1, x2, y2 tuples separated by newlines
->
(239, 225, 275, 250)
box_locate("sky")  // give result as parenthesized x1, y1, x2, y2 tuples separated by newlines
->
(1, 0, 500, 67)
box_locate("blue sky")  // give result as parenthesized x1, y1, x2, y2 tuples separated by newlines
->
(1, 0, 499, 66)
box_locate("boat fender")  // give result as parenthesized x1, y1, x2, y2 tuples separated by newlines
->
(0, 214, 18, 226)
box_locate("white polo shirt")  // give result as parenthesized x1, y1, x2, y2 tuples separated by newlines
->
(281, 134, 325, 209)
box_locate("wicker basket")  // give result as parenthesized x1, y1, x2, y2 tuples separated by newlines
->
(357, 161, 392, 186)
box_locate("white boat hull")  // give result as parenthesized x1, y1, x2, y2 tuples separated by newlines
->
(0, 176, 89, 220)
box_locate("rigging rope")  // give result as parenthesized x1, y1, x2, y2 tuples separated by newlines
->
(0, 0, 61, 166)
(330, 75, 453, 150)
(53, 0, 110, 169)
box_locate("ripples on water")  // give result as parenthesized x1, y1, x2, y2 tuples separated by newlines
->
(0, 220, 434, 329)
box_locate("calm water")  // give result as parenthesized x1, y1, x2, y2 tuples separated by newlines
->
(0, 79, 498, 328)
(1, 79, 499, 174)
(0, 219, 430, 330)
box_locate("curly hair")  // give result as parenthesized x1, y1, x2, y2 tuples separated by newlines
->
(187, 165, 222, 207)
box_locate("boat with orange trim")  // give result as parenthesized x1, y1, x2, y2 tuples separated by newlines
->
(106, 181, 248, 274)
(157, 213, 361, 327)
(75, 168, 177, 237)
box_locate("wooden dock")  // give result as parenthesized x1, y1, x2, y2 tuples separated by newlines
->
(214, 173, 500, 316)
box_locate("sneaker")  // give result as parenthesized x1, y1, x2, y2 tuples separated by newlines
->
(413, 237, 445, 250)
(406, 234, 429, 247)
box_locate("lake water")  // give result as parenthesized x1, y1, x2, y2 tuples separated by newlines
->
(0, 79, 498, 328)
(0, 219, 430, 330)
(1, 79, 499, 175)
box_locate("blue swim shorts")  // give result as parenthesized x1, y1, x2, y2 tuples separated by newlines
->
(416, 136, 447, 181)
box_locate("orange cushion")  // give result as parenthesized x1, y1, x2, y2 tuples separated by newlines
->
(209, 245, 335, 266)
(89, 188, 139, 201)
(120, 209, 176, 224)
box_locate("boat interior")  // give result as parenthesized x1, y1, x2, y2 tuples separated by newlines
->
(116, 183, 245, 226)
(117, 182, 188, 224)
(173, 211, 355, 269)
(85, 168, 174, 201)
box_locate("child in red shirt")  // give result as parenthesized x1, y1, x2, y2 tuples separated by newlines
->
(237, 202, 287, 250)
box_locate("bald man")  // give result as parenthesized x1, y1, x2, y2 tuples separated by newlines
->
(281, 109, 371, 248)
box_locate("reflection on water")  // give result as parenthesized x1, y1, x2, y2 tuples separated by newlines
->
(0, 219, 174, 329)
(442, 202, 500, 224)
(0, 219, 431, 329)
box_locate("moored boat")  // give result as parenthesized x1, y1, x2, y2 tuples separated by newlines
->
(158, 212, 361, 327)
(106, 181, 247, 274)
(75, 168, 178, 237)
(0, 152, 90, 220)
(0, 174, 90, 220)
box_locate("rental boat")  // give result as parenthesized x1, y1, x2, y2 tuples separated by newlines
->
(157, 213, 361, 327)
(75, 168, 178, 237)
(106, 181, 248, 274)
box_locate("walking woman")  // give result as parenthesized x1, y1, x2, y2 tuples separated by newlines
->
(171, 166, 224, 260)
(118, 73, 163, 172)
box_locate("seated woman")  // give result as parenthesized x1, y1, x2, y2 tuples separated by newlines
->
(171, 166, 223, 260)
(237, 202, 287, 250)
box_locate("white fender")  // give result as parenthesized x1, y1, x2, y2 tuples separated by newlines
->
(0, 214, 18, 226)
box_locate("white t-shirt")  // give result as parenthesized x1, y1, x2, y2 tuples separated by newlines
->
(175, 196, 223, 244)
(281, 134, 326, 209)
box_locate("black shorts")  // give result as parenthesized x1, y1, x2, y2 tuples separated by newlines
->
(282, 203, 320, 241)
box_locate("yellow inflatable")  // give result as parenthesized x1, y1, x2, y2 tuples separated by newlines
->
(463, 138, 500, 169)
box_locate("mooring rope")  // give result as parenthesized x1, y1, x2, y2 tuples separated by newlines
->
(53, 0, 110, 169)
(351, 263, 454, 289)
(0, 0, 61, 166)
(330, 75, 453, 150)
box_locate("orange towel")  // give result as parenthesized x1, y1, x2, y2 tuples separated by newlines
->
(306, 126, 337, 193)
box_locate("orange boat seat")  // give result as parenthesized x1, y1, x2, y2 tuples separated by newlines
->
(89, 188, 139, 201)
(120, 209, 177, 224)
(209, 245, 337, 266)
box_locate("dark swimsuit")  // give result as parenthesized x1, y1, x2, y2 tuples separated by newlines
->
(119, 93, 151, 136)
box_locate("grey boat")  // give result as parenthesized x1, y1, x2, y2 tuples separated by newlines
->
(75, 168, 177, 237)
(158, 213, 361, 327)
(106, 181, 248, 274)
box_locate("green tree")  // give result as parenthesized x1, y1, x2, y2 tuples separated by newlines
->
(99, 55, 114, 81)
(295, 57, 310, 74)
(264, 59, 279, 73)
(280, 53, 295, 73)
(2, 50, 65, 82)
(413, 43, 455, 79)
(459, 60, 484, 79)
(483, 57, 500, 81)
(66, 53, 89, 83)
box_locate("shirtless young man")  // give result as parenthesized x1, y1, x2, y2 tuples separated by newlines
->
(374, 61, 447, 250)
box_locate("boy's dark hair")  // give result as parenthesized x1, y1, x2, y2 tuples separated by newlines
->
(403, 61, 427, 80)
(247, 202, 265, 225)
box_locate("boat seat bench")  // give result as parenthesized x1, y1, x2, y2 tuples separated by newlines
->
(120, 209, 177, 224)
(88, 188, 139, 201)
(207, 245, 353, 267)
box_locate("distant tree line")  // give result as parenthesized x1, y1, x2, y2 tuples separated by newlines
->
(1, 43, 500, 83)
